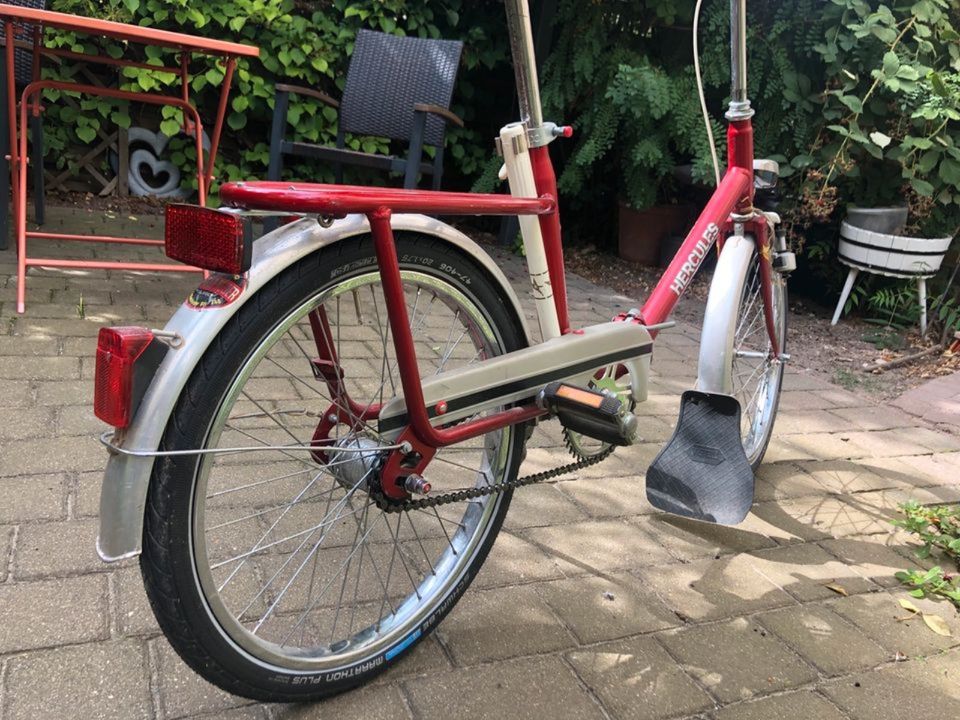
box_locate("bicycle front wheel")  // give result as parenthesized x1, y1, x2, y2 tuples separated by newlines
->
(140, 232, 529, 701)
(698, 235, 787, 468)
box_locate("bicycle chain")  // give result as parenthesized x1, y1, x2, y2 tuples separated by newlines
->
(370, 441, 614, 513)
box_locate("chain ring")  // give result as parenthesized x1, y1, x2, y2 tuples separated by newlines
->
(562, 368, 635, 460)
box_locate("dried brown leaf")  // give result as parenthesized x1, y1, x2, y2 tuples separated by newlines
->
(898, 598, 921, 614)
(922, 613, 952, 637)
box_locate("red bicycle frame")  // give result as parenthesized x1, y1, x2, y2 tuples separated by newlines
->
(218, 0, 780, 499)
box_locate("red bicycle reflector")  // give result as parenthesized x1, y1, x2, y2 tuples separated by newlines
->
(94, 327, 155, 428)
(165, 204, 252, 275)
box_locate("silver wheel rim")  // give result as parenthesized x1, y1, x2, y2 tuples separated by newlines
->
(189, 269, 515, 673)
(731, 260, 786, 465)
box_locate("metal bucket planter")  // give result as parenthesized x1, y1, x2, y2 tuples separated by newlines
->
(831, 220, 952, 334)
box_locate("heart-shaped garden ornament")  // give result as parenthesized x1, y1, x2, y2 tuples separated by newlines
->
(125, 126, 211, 199)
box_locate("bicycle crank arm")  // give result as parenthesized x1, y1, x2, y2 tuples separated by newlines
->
(377, 321, 652, 439)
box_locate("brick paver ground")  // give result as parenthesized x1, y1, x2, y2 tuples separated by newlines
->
(894, 371, 960, 431)
(1, 206, 959, 720)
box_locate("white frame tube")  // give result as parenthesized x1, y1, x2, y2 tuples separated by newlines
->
(499, 122, 561, 340)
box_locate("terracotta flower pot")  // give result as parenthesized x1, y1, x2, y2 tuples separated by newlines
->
(618, 203, 694, 266)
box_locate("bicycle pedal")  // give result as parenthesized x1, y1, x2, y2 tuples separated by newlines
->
(537, 382, 638, 446)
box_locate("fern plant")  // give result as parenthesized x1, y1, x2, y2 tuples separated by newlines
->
(538, 0, 827, 241)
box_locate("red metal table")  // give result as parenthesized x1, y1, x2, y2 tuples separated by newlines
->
(0, 4, 259, 312)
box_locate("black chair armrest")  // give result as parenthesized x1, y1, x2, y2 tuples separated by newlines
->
(413, 102, 464, 128)
(276, 82, 340, 109)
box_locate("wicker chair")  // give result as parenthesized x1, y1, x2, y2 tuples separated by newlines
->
(267, 29, 464, 198)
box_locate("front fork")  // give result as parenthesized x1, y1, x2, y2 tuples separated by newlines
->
(728, 214, 783, 360)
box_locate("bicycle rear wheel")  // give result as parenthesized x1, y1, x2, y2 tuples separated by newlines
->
(140, 233, 528, 701)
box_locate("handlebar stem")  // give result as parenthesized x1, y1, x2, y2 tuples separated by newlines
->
(726, 0, 754, 120)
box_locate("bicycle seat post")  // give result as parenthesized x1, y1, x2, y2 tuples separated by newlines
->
(504, 0, 543, 129)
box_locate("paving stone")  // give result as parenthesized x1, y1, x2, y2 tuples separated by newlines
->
(842, 487, 960, 524)
(830, 591, 960, 658)
(795, 459, 906, 494)
(760, 437, 818, 464)
(114, 566, 160, 637)
(0, 406, 55, 441)
(781, 370, 832, 391)
(154, 638, 252, 719)
(473, 530, 573, 588)
(4, 641, 151, 720)
(782, 432, 871, 460)
(272, 682, 411, 719)
(437, 584, 575, 665)
(50, 286, 115, 305)
(815, 388, 872, 408)
(751, 496, 890, 540)
(0, 434, 103, 474)
(574, 445, 659, 479)
(818, 535, 915, 588)
(0, 524, 11, 580)
(0, 336, 59, 356)
(502, 481, 588, 529)
(0, 474, 66, 522)
(12, 317, 107, 338)
(0, 379, 33, 408)
(778, 391, 837, 412)
(553, 475, 655, 518)
(746, 542, 879, 601)
(23, 303, 121, 321)
(839, 430, 946, 458)
(177, 708, 264, 720)
(658, 616, 817, 703)
(893, 453, 959, 486)
(524, 518, 675, 573)
(636, 554, 794, 622)
(757, 604, 887, 675)
(61, 335, 99, 356)
(638, 513, 777, 562)
(775, 410, 853, 435)
(14, 517, 103, 579)
(0, 575, 108, 652)
(404, 655, 606, 720)
(35, 378, 95, 405)
(75, 469, 104, 518)
(828, 405, 918, 431)
(58, 402, 107, 436)
(534, 572, 679, 644)
(822, 651, 960, 720)
(566, 635, 713, 720)
(713, 690, 847, 720)
(753, 460, 821, 502)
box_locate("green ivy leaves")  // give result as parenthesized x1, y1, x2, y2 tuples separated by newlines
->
(42, 0, 507, 194)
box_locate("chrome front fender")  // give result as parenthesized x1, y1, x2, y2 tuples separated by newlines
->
(97, 214, 532, 562)
(697, 234, 755, 394)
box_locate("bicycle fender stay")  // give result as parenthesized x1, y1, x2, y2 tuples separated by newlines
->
(97, 214, 533, 562)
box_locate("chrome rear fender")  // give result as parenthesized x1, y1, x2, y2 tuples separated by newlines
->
(97, 215, 532, 562)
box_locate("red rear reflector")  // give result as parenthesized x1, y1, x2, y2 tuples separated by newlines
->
(94, 327, 155, 428)
(165, 204, 252, 275)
